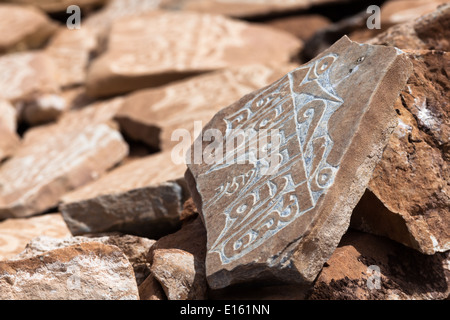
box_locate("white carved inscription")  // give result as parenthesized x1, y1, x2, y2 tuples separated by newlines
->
(203, 54, 344, 264)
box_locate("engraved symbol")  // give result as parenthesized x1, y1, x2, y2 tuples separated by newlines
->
(204, 54, 344, 264)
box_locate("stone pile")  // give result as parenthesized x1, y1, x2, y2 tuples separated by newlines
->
(0, 0, 448, 300)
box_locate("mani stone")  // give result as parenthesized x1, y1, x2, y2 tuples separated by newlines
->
(60, 151, 189, 238)
(86, 11, 302, 97)
(0, 213, 71, 261)
(0, 242, 139, 300)
(0, 4, 57, 54)
(351, 50, 450, 254)
(0, 115, 128, 219)
(115, 64, 298, 151)
(185, 36, 412, 289)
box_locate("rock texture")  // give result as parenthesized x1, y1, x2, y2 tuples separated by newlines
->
(351, 50, 450, 254)
(0, 110, 128, 219)
(147, 215, 207, 300)
(115, 64, 298, 151)
(186, 36, 412, 289)
(266, 14, 331, 42)
(86, 11, 302, 97)
(308, 231, 450, 300)
(6, 0, 107, 13)
(0, 242, 139, 300)
(60, 151, 188, 238)
(0, 213, 71, 261)
(15, 234, 155, 285)
(138, 273, 166, 300)
(0, 4, 56, 54)
(0, 100, 19, 161)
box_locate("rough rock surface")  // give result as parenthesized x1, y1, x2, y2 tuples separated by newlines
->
(0, 100, 19, 161)
(0, 4, 57, 54)
(308, 231, 450, 300)
(147, 215, 207, 300)
(86, 11, 302, 97)
(60, 151, 188, 238)
(0, 213, 71, 261)
(351, 50, 450, 254)
(115, 64, 298, 151)
(0, 242, 139, 300)
(186, 36, 412, 289)
(14, 234, 155, 285)
(138, 273, 166, 300)
(0, 113, 128, 219)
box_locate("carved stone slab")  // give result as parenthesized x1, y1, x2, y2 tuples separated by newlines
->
(186, 36, 412, 289)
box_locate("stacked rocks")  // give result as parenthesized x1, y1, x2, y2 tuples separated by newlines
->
(0, 0, 448, 300)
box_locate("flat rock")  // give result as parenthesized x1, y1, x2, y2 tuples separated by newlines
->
(86, 11, 302, 97)
(162, 0, 344, 18)
(0, 213, 71, 261)
(351, 50, 450, 254)
(0, 51, 58, 105)
(0, 4, 57, 54)
(0, 242, 139, 300)
(45, 27, 98, 88)
(115, 64, 298, 151)
(186, 36, 412, 289)
(367, 3, 450, 51)
(15, 234, 155, 285)
(6, 0, 107, 13)
(60, 151, 188, 238)
(308, 231, 450, 300)
(0, 110, 128, 219)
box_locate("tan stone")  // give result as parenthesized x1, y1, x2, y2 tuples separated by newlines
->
(351, 50, 450, 254)
(5, 0, 107, 13)
(60, 151, 188, 238)
(15, 234, 155, 285)
(0, 213, 71, 261)
(308, 231, 450, 300)
(86, 11, 302, 97)
(0, 100, 19, 161)
(0, 4, 57, 54)
(0, 51, 58, 104)
(139, 273, 166, 300)
(162, 0, 344, 18)
(115, 64, 299, 151)
(0, 105, 128, 219)
(186, 36, 412, 289)
(45, 27, 98, 88)
(0, 242, 139, 300)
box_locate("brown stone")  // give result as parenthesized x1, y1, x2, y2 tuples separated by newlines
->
(0, 242, 139, 300)
(0, 51, 58, 105)
(86, 11, 302, 97)
(0, 4, 57, 54)
(367, 3, 450, 51)
(6, 0, 107, 13)
(351, 50, 450, 254)
(139, 273, 166, 300)
(0, 104, 128, 219)
(186, 36, 412, 289)
(308, 231, 450, 300)
(45, 27, 98, 88)
(151, 248, 207, 300)
(0, 213, 71, 261)
(162, 0, 344, 18)
(266, 14, 331, 42)
(115, 64, 298, 151)
(15, 234, 155, 285)
(60, 151, 188, 238)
